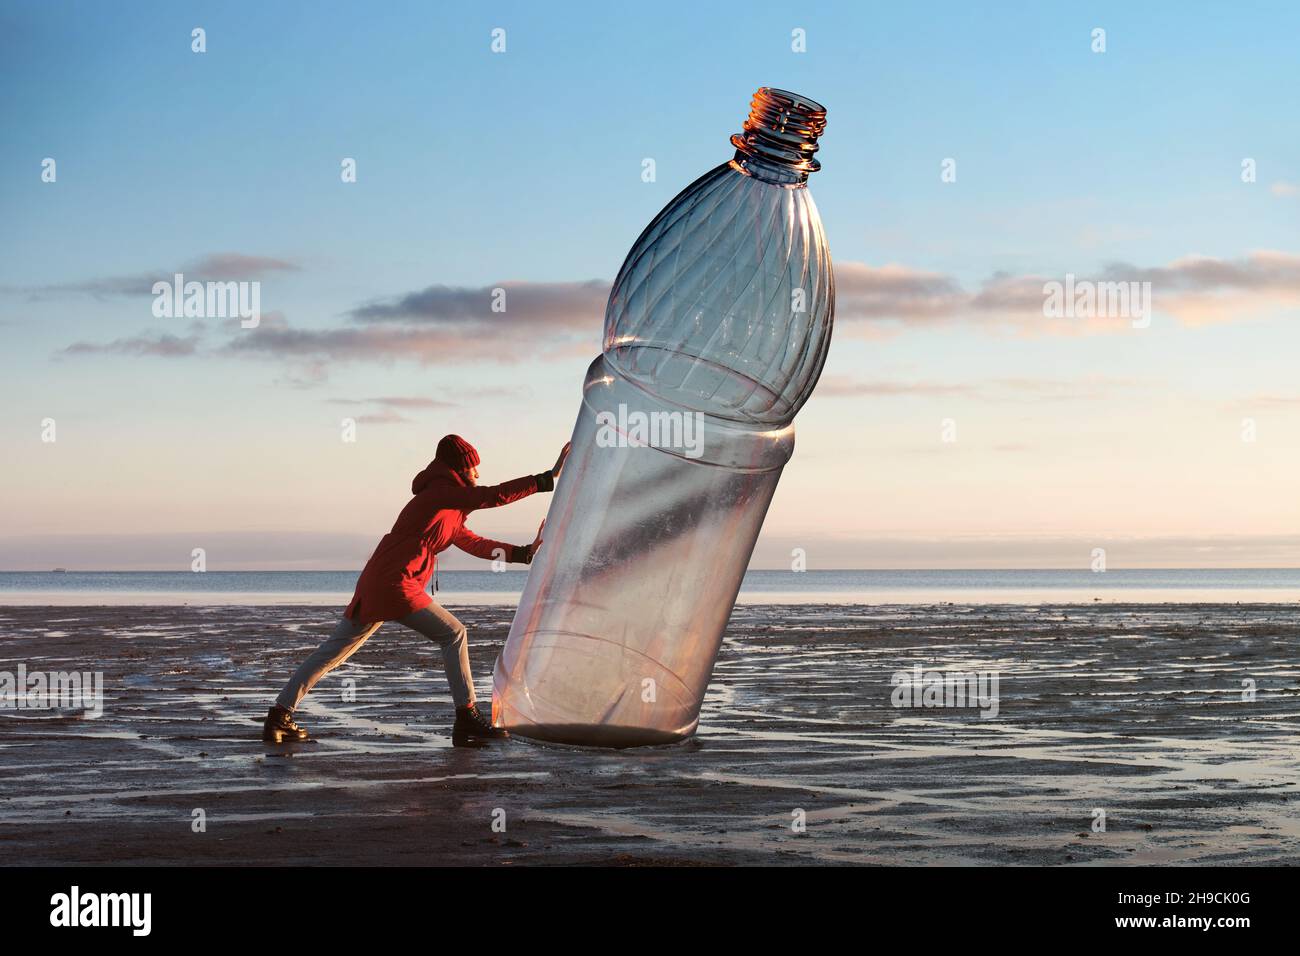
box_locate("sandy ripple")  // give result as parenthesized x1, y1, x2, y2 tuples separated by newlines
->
(1, 602, 1297, 865)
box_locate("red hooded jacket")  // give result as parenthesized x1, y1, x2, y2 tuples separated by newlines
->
(344, 459, 553, 624)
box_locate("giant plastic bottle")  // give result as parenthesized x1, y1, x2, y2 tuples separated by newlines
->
(492, 88, 834, 747)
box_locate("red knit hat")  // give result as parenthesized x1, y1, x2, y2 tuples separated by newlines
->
(435, 434, 480, 472)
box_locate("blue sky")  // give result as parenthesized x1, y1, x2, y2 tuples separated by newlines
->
(2, 0, 1298, 569)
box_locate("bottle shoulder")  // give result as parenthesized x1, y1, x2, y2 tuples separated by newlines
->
(603, 163, 833, 426)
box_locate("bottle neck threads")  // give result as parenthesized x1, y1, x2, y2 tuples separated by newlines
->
(730, 87, 828, 184)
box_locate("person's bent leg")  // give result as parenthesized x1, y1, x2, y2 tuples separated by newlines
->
(398, 605, 474, 708)
(274, 614, 382, 712)
(399, 605, 507, 746)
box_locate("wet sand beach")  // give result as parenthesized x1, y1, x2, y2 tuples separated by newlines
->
(2, 602, 1298, 866)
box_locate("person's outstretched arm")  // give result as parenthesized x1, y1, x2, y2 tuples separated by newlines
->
(438, 472, 551, 514)
(452, 526, 536, 564)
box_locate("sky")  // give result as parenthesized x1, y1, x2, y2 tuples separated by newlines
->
(1, 0, 1298, 570)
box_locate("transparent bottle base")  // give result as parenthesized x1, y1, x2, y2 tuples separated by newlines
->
(491, 355, 795, 748)
(493, 628, 701, 747)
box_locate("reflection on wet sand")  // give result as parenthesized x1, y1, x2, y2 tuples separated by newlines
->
(1, 602, 1297, 865)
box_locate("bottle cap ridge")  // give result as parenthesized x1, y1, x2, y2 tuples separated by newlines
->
(730, 87, 828, 174)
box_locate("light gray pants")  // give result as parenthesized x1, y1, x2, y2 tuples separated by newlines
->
(274, 604, 475, 712)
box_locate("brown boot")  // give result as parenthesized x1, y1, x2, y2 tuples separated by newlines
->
(263, 705, 310, 743)
(452, 704, 509, 747)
